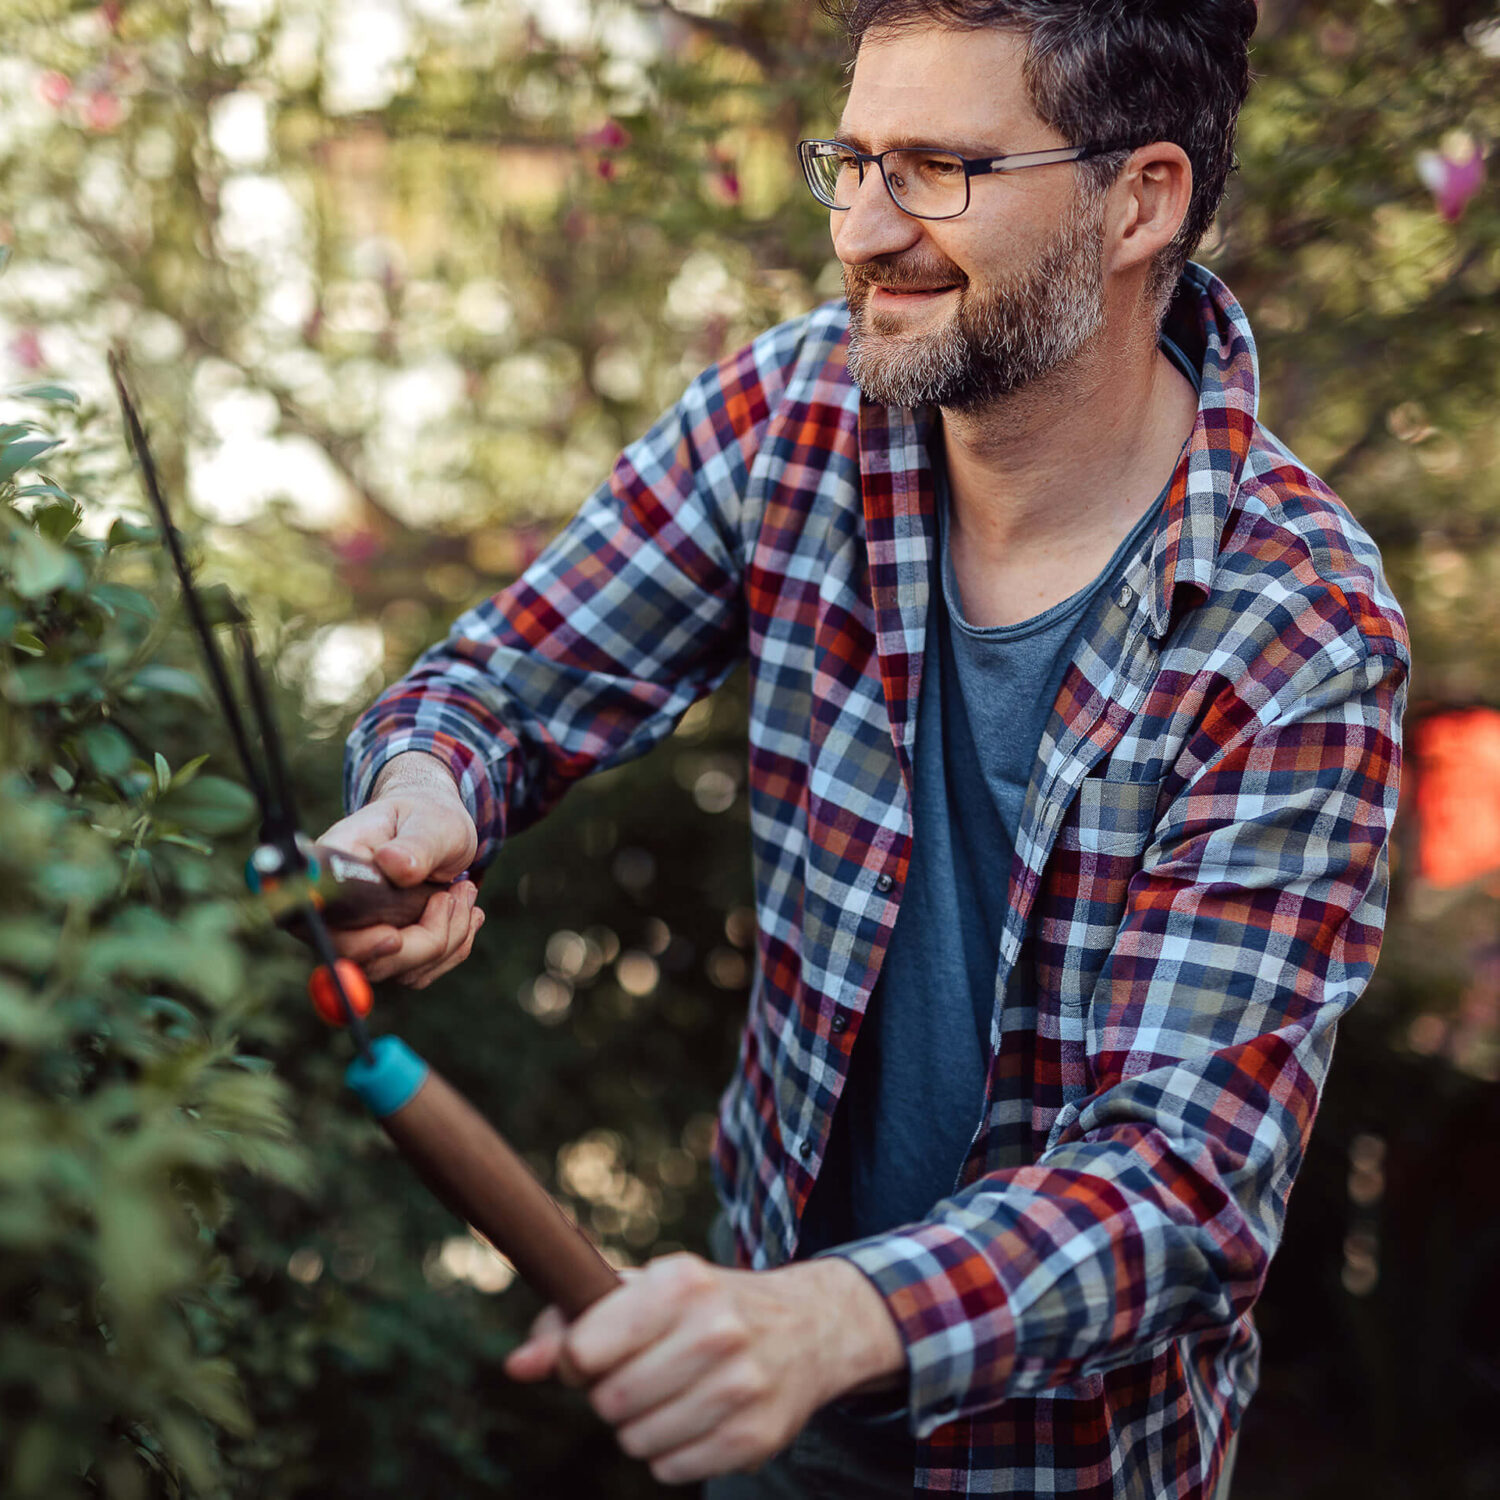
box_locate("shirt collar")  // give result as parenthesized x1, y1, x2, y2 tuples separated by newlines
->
(854, 264, 1263, 750)
(1142, 262, 1261, 640)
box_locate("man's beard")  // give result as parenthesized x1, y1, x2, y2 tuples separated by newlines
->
(843, 185, 1108, 411)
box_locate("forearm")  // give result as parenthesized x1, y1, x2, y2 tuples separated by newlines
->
(372, 750, 466, 804)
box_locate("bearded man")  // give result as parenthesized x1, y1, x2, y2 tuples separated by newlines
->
(323, 2, 1407, 1495)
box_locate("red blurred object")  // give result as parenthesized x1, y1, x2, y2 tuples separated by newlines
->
(1416, 140, 1485, 223)
(84, 90, 123, 132)
(1414, 707, 1500, 887)
(309, 960, 375, 1026)
(579, 119, 631, 150)
(37, 71, 72, 109)
(10, 329, 44, 371)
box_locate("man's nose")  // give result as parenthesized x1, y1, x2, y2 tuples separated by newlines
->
(831, 164, 925, 267)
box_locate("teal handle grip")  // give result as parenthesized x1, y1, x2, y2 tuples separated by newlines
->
(346, 1035, 430, 1118)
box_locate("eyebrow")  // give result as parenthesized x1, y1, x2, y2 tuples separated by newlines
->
(832, 127, 1005, 159)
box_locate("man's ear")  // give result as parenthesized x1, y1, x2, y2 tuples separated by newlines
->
(1107, 143, 1193, 276)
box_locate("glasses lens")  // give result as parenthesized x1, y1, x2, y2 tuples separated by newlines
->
(882, 149, 967, 219)
(802, 142, 861, 208)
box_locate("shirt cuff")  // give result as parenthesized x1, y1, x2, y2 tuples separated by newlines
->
(827, 1219, 1018, 1439)
(344, 728, 503, 869)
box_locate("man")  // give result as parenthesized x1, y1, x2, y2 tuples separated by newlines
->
(324, 2, 1407, 1495)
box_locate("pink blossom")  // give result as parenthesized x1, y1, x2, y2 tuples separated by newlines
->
(578, 119, 631, 151)
(330, 530, 383, 567)
(10, 329, 44, 372)
(1416, 138, 1486, 222)
(37, 71, 72, 109)
(83, 90, 123, 132)
(595, 157, 618, 182)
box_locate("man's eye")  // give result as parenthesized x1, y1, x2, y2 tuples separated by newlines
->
(919, 157, 961, 176)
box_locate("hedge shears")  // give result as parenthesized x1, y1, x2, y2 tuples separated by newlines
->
(109, 351, 619, 1321)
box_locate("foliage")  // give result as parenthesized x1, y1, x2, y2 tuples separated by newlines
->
(0, 0, 1498, 1497)
(0, 394, 311, 1498)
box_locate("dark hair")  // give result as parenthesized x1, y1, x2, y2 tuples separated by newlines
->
(821, 0, 1257, 305)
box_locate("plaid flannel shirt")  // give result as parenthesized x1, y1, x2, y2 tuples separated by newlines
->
(345, 264, 1407, 1498)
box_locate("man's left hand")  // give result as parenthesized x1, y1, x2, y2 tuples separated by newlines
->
(503, 1252, 906, 1484)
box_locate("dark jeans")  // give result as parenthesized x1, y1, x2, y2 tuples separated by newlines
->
(700, 1214, 1239, 1500)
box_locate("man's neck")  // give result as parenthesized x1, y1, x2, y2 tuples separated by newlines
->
(938, 332, 1199, 629)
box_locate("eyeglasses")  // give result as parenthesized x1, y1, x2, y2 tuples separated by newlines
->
(797, 137, 1135, 222)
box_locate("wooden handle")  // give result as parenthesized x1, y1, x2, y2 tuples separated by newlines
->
(378, 1063, 620, 1319)
(265, 842, 449, 933)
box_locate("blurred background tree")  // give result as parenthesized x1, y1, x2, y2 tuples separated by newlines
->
(1, 0, 1499, 1494)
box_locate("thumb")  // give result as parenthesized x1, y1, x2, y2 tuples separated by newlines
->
(504, 1306, 569, 1384)
(371, 797, 476, 886)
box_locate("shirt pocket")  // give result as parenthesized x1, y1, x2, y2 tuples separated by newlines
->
(1071, 770, 1166, 861)
(1040, 771, 1167, 1018)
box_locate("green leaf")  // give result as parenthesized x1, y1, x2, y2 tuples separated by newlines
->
(158, 832, 214, 854)
(0, 437, 61, 483)
(199, 582, 246, 627)
(9, 528, 81, 598)
(81, 723, 133, 777)
(154, 752, 172, 794)
(153, 1412, 216, 1493)
(11, 383, 79, 405)
(92, 582, 155, 619)
(8, 660, 98, 703)
(11, 628, 45, 656)
(173, 753, 210, 788)
(34, 500, 82, 544)
(128, 665, 205, 703)
(0, 979, 66, 1047)
(49, 764, 74, 792)
(156, 775, 258, 835)
(108, 518, 158, 548)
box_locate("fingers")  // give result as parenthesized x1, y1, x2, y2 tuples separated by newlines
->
(315, 802, 402, 864)
(370, 799, 477, 888)
(401, 902, 485, 990)
(505, 1306, 568, 1383)
(361, 881, 480, 986)
(566, 1256, 713, 1383)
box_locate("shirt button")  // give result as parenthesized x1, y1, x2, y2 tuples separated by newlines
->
(831, 1011, 849, 1034)
(876, 872, 894, 893)
(798, 1139, 813, 1161)
(1115, 582, 1135, 610)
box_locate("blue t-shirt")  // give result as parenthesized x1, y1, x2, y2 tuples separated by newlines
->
(798, 346, 1196, 1258)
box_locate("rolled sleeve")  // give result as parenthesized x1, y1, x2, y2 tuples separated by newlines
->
(341, 323, 805, 866)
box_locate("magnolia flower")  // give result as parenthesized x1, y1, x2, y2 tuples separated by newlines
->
(1416, 132, 1486, 222)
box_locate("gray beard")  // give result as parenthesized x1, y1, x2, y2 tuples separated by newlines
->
(844, 190, 1108, 411)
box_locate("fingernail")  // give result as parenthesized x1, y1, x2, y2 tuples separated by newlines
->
(377, 937, 401, 956)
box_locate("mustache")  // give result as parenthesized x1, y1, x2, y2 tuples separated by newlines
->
(844, 261, 968, 294)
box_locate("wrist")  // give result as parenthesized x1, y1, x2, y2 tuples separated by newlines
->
(785, 1256, 906, 1407)
(372, 751, 465, 806)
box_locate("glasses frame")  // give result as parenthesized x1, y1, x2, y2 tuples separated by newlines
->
(797, 137, 1136, 221)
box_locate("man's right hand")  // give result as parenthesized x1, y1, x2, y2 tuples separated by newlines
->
(318, 752, 484, 990)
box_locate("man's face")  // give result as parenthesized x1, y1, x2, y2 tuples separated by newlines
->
(833, 26, 1110, 410)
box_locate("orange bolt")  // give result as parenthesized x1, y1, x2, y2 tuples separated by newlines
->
(308, 960, 374, 1027)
